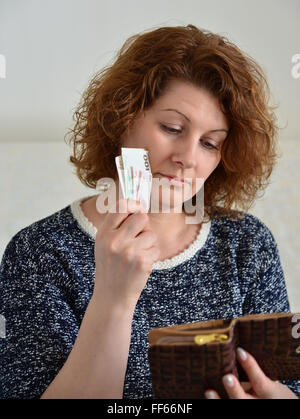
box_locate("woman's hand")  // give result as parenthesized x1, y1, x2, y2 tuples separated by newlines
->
(93, 199, 160, 309)
(204, 347, 298, 399)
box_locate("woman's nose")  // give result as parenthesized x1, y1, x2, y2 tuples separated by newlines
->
(171, 138, 198, 170)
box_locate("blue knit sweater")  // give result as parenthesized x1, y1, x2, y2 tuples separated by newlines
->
(0, 196, 299, 399)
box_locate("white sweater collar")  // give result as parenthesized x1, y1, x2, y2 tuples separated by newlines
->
(70, 195, 211, 271)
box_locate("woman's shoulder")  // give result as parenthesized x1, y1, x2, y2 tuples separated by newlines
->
(209, 209, 282, 278)
(209, 207, 277, 249)
(1, 201, 82, 268)
(211, 206, 273, 233)
(12, 204, 72, 245)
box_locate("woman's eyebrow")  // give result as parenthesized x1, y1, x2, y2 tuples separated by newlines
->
(160, 108, 228, 133)
(161, 108, 191, 122)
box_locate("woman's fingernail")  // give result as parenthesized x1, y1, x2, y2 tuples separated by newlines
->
(223, 375, 235, 388)
(237, 347, 247, 361)
(205, 391, 216, 399)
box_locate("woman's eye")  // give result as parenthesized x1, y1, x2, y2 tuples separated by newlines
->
(161, 124, 219, 150)
(160, 124, 181, 134)
(201, 139, 218, 150)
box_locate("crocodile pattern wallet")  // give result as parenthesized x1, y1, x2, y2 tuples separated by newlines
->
(148, 312, 300, 398)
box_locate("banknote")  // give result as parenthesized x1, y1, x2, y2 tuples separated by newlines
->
(115, 148, 152, 212)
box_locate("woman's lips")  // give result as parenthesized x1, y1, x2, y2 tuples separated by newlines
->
(158, 173, 190, 186)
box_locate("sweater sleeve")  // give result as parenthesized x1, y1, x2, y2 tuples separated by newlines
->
(0, 228, 79, 399)
(241, 219, 300, 398)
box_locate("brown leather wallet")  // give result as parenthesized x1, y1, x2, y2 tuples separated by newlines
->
(148, 312, 300, 399)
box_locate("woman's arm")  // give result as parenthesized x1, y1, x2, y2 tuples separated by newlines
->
(42, 199, 159, 399)
(41, 291, 135, 399)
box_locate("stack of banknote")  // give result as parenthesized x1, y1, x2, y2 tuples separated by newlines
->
(115, 148, 152, 212)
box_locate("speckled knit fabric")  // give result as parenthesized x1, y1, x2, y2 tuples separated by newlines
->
(0, 196, 299, 399)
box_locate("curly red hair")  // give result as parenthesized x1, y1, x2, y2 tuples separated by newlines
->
(65, 24, 280, 221)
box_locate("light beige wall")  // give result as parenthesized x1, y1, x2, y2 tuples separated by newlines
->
(0, 0, 299, 143)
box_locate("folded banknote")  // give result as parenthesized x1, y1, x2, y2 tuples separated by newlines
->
(115, 147, 152, 212)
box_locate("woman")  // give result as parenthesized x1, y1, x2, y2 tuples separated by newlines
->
(0, 25, 299, 399)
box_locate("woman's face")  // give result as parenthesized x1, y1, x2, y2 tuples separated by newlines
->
(120, 78, 229, 212)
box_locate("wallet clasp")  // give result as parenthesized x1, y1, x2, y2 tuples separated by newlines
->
(194, 333, 228, 345)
